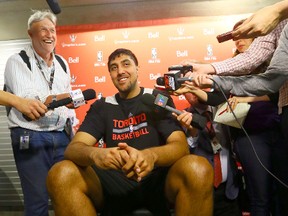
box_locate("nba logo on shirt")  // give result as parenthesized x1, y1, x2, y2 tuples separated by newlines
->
(129, 125, 134, 132)
(97, 51, 103, 62)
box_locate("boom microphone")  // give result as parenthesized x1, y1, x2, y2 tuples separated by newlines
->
(46, 0, 62, 14)
(141, 93, 207, 130)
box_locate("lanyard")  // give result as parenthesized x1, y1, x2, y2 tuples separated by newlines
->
(34, 54, 55, 91)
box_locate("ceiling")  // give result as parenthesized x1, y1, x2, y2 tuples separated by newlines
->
(0, 0, 280, 40)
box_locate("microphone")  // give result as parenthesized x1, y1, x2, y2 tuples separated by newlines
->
(47, 89, 96, 109)
(141, 93, 207, 130)
(154, 93, 182, 115)
(22, 89, 96, 121)
(216, 31, 233, 43)
(216, 19, 245, 43)
(156, 77, 192, 86)
(156, 71, 192, 91)
(46, 0, 62, 14)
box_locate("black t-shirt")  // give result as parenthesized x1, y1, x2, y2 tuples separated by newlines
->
(79, 87, 183, 150)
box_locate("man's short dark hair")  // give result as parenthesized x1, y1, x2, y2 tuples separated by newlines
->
(108, 48, 138, 71)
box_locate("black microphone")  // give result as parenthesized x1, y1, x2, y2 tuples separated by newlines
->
(46, 0, 61, 14)
(156, 75, 192, 91)
(23, 89, 96, 121)
(156, 77, 192, 86)
(141, 93, 207, 130)
(47, 89, 96, 109)
(156, 76, 165, 86)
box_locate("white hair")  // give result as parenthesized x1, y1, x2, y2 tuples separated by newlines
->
(27, 10, 57, 30)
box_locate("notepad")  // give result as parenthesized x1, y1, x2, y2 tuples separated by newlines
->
(214, 102, 251, 128)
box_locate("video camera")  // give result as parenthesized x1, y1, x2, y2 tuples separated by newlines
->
(156, 64, 193, 91)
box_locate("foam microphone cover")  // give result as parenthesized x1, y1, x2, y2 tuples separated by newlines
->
(156, 77, 165, 86)
(140, 93, 155, 107)
(83, 89, 96, 101)
(46, 0, 61, 14)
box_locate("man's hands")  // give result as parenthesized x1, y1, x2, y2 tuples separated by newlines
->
(174, 72, 214, 91)
(95, 142, 157, 182)
(173, 111, 193, 131)
(118, 143, 156, 182)
(232, 4, 283, 40)
(16, 98, 47, 120)
(180, 59, 215, 74)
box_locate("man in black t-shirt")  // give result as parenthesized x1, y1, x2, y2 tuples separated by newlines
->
(47, 48, 214, 216)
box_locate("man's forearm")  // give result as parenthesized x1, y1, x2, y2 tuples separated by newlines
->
(149, 131, 189, 167)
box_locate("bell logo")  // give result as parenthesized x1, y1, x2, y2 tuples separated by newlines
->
(68, 57, 79, 63)
(148, 32, 160, 39)
(94, 76, 106, 83)
(149, 73, 161, 80)
(176, 50, 188, 57)
(94, 35, 105, 42)
(203, 28, 215, 35)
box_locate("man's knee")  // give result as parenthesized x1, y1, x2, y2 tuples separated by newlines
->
(46, 160, 78, 193)
(169, 155, 214, 189)
(187, 155, 214, 185)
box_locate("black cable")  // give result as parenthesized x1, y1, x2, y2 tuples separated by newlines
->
(211, 78, 288, 189)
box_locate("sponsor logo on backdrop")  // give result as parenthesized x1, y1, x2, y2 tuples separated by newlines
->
(148, 48, 161, 63)
(71, 84, 87, 88)
(149, 73, 161, 80)
(204, 44, 217, 61)
(94, 76, 106, 83)
(61, 34, 87, 47)
(203, 28, 215, 35)
(94, 35, 106, 42)
(68, 57, 80, 64)
(97, 51, 103, 62)
(148, 32, 160, 39)
(177, 27, 185, 35)
(70, 74, 87, 88)
(94, 51, 106, 67)
(70, 35, 77, 42)
(71, 74, 77, 83)
(71, 74, 86, 88)
(176, 50, 188, 57)
(123, 30, 130, 39)
(169, 26, 194, 41)
(114, 30, 140, 44)
(151, 48, 157, 59)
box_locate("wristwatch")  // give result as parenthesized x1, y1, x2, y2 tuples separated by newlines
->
(52, 95, 57, 102)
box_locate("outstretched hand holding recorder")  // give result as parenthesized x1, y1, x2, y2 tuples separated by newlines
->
(216, 19, 246, 43)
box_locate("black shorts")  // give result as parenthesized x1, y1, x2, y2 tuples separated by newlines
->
(92, 165, 171, 215)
